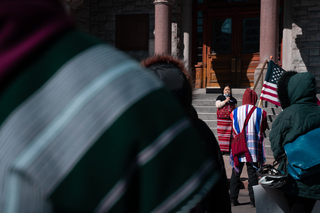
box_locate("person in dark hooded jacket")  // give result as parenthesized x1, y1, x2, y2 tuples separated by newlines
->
(270, 71, 320, 212)
(141, 55, 231, 213)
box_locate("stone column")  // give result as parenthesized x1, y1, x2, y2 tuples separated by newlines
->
(254, 0, 279, 91)
(282, 0, 293, 71)
(260, 0, 279, 63)
(154, 0, 174, 55)
(181, 0, 193, 72)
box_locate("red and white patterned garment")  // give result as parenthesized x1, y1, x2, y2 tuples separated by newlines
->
(217, 118, 233, 152)
(216, 94, 237, 153)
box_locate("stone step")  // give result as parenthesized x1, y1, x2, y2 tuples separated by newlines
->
(198, 118, 274, 128)
(198, 118, 274, 132)
(203, 120, 218, 128)
(193, 105, 282, 115)
(192, 100, 215, 106)
(200, 121, 272, 136)
(264, 107, 282, 115)
(193, 88, 246, 99)
(265, 144, 273, 156)
(194, 106, 279, 114)
(194, 106, 217, 113)
(264, 138, 271, 147)
(193, 100, 244, 106)
(193, 94, 244, 101)
(266, 115, 278, 123)
(210, 128, 217, 138)
(198, 113, 216, 120)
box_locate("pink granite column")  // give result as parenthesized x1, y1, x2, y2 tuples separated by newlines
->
(154, 0, 174, 55)
(260, 0, 279, 63)
(254, 0, 279, 91)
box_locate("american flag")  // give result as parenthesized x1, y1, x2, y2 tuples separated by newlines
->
(260, 60, 285, 106)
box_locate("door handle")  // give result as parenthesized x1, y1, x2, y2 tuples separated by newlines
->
(231, 58, 235, 73)
(237, 58, 241, 73)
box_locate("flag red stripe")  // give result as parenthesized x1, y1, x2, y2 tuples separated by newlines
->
(262, 84, 277, 91)
(261, 90, 279, 98)
(260, 96, 281, 106)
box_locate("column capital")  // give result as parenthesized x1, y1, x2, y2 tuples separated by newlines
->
(154, 0, 174, 6)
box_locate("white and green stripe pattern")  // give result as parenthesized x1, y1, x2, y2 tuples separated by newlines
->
(95, 118, 192, 212)
(0, 44, 164, 212)
(0, 34, 221, 212)
(151, 160, 219, 213)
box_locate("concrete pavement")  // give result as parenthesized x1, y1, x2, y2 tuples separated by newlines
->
(222, 154, 274, 213)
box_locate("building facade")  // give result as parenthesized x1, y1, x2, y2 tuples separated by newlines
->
(64, 0, 320, 91)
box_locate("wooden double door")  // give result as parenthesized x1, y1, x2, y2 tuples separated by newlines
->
(205, 7, 260, 88)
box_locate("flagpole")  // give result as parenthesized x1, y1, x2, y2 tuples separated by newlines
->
(258, 99, 262, 108)
(253, 59, 268, 91)
(254, 60, 268, 108)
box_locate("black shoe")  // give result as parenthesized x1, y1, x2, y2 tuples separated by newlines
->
(231, 197, 240, 206)
(250, 198, 255, 207)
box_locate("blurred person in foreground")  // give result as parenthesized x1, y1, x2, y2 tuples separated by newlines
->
(141, 55, 231, 213)
(229, 88, 267, 207)
(0, 0, 223, 212)
(270, 71, 320, 212)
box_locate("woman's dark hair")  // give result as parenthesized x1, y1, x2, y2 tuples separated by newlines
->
(221, 84, 232, 97)
(277, 71, 298, 109)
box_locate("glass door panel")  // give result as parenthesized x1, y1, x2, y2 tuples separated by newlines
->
(242, 17, 260, 53)
(212, 19, 232, 54)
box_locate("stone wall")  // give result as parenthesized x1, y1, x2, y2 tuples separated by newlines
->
(172, 0, 181, 58)
(289, 0, 320, 89)
(72, 0, 91, 33)
(72, 0, 181, 62)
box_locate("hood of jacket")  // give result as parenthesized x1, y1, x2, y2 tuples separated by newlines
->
(141, 55, 192, 113)
(278, 71, 317, 109)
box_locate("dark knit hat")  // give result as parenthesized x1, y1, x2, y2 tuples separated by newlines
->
(141, 55, 192, 112)
(242, 88, 258, 105)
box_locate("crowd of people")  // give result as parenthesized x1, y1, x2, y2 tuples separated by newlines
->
(0, 0, 320, 212)
(213, 73, 320, 212)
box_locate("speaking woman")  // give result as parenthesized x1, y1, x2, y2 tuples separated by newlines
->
(216, 85, 237, 155)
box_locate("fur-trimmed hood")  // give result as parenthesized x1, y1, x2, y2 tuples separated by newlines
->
(277, 71, 318, 109)
(141, 55, 192, 112)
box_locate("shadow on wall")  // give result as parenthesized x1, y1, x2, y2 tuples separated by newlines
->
(294, 23, 320, 92)
(292, 24, 308, 72)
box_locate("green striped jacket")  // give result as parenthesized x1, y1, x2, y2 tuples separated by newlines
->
(0, 29, 221, 213)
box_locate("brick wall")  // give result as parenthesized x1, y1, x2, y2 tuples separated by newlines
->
(291, 0, 320, 89)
